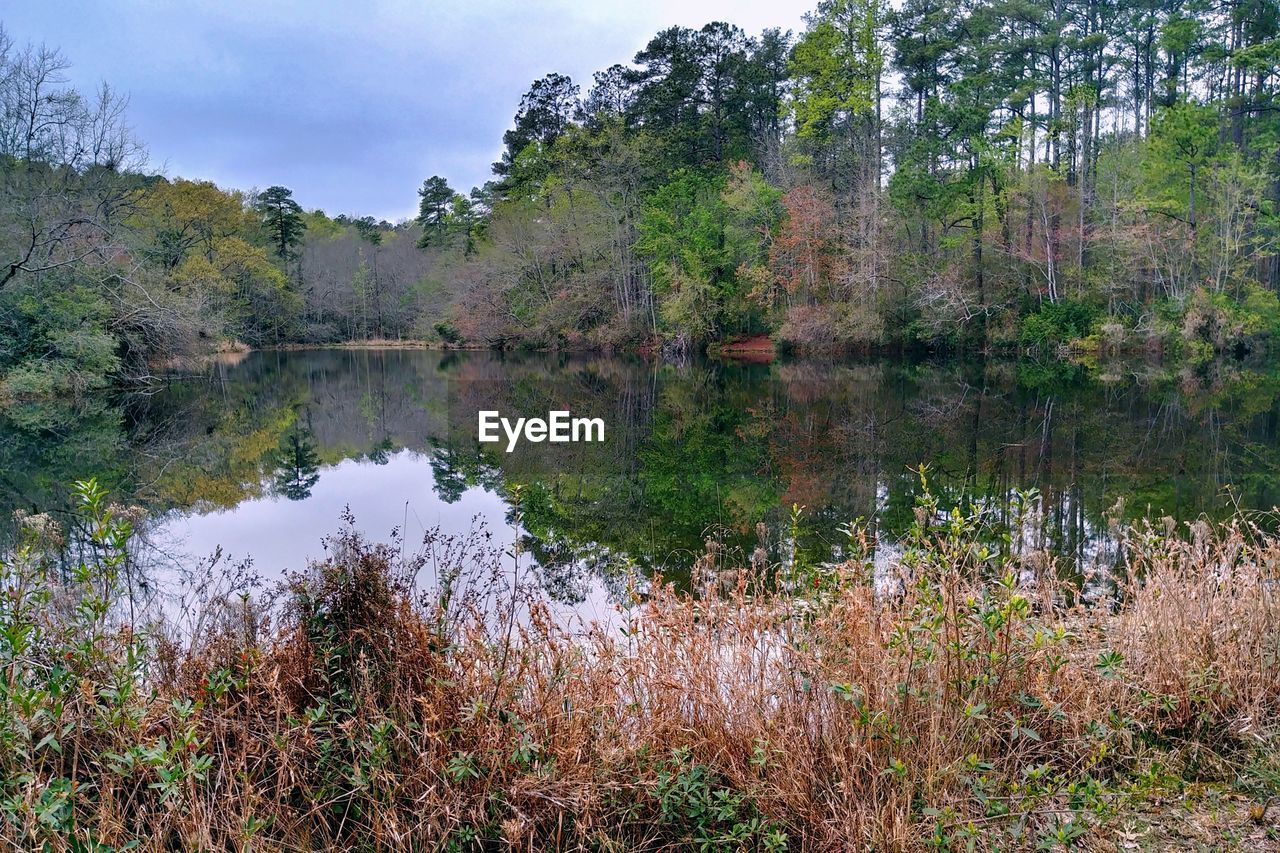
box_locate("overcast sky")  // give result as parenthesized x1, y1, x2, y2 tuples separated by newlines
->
(3, 1, 814, 220)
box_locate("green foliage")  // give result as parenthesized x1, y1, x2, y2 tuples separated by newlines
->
(0, 282, 120, 397)
(433, 319, 463, 344)
(653, 747, 788, 851)
(637, 165, 780, 343)
(0, 59, 307, 396)
(1019, 299, 1099, 352)
(301, 208, 347, 240)
(493, 72, 579, 181)
(1141, 100, 1218, 234)
(1181, 284, 1280, 361)
(791, 0, 885, 143)
(639, 171, 732, 340)
(0, 479, 154, 849)
(254, 185, 307, 261)
(172, 236, 301, 345)
(416, 175, 456, 248)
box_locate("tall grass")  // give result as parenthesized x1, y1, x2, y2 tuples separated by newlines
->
(1, 479, 1277, 850)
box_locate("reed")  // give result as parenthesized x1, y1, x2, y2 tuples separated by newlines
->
(1, 480, 1277, 850)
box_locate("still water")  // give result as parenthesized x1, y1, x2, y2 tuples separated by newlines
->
(3, 349, 1279, 618)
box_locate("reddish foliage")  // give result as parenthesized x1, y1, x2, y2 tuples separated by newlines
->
(764, 185, 844, 305)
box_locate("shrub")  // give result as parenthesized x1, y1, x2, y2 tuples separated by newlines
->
(1019, 299, 1098, 353)
(432, 319, 463, 345)
(1180, 285, 1279, 361)
(0, 357, 115, 398)
(778, 302, 884, 353)
(1, 479, 1278, 850)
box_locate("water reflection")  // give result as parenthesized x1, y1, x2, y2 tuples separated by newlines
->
(273, 420, 322, 500)
(2, 350, 1278, 613)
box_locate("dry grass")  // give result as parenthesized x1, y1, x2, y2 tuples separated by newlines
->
(2, 484, 1279, 851)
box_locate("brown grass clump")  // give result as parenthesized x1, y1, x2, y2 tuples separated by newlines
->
(1, 482, 1278, 850)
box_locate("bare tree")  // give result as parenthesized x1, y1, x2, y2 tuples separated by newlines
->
(0, 27, 144, 290)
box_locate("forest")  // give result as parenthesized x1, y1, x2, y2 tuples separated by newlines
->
(2, 0, 1280, 396)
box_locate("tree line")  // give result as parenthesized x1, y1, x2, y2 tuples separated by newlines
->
(420, 0, 1280, 359)
(2, 0, 1279, 397)
(0, 25, 441, 397)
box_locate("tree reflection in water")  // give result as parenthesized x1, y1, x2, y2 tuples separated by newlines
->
(273, 420, 321, 501)
(2, 350, 1278, 609)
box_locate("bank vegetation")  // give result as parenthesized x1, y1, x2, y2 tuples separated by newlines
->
(1, 479, 1277, 849)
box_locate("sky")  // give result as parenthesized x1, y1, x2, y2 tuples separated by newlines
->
(2, 1, 814, 221)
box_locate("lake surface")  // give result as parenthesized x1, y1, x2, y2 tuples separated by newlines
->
(4, 349, 1279, 620)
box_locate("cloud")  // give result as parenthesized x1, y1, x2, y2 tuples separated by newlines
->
(2, 0, 812, 219)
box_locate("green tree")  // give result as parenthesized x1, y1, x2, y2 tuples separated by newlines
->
(638, 164, 781, 344)
(1148, 100, 1218, 279)
(416, 176, 455, 249)
(493, 73, 580, 185)
(255, 185, 306, 262)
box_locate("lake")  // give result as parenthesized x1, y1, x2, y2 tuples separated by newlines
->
(4, 349, 1279, 622)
